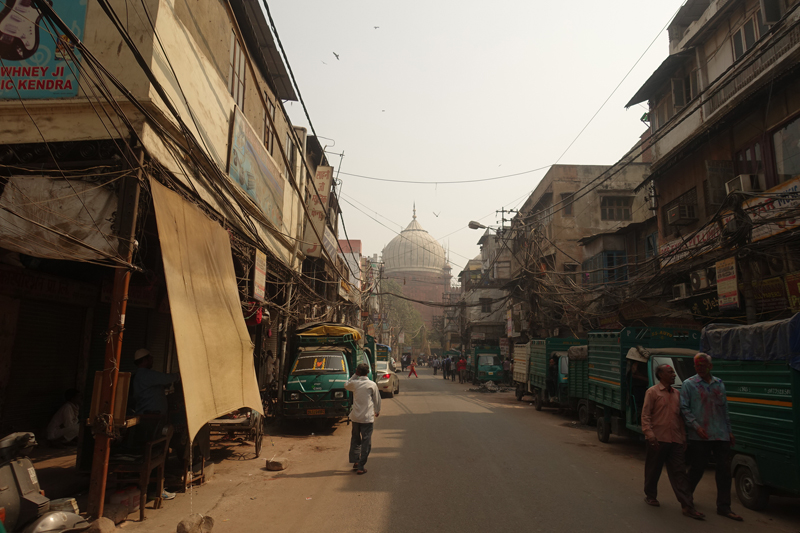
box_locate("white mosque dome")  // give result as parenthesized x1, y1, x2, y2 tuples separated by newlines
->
(382, 211, 447, 275)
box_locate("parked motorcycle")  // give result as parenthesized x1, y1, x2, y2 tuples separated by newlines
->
(0, 432, 89, 533)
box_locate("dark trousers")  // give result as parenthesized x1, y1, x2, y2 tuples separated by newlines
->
(644, 442, 693, 508)
(349, 422, 374, 468)
(687, 440, 733, 513)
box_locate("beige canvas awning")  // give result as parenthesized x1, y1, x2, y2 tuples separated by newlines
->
(151, 179, 262, 440)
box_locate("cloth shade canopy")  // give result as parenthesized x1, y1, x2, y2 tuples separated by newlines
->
(150, 179, 262, 441)
(0, 176, 119, 262)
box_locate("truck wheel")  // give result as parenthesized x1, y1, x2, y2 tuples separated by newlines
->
(578, 403, 590, 426)
(515, 384, 525, 401)
(534, 391, 543, 411)
(596, 416, 611, 443)
(735, 466, 769, 511)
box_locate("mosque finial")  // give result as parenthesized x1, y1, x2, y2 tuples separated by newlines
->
(413, 202, 416, 220)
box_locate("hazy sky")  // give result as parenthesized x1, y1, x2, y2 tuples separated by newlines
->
(268, 0, 683, 273)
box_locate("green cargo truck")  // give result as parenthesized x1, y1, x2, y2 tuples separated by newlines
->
(567, 345, 592, 425)
(469, 346, 503, 384)
(283, 323, 371, 421)
(588, 327, 699, 443)
(700, 315, 800, 511)
(528, 338, 586, 411)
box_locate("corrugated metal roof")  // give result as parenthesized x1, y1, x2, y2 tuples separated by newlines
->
(231, 0, 298, 102)
(625, 51, 694, 108)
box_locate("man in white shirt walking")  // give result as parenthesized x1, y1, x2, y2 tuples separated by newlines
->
(345, 362, 381, 475)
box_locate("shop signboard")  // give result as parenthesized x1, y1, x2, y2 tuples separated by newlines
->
(228, 107, 284, 230)
(0, 0, 88, 99)
(786, 271, 800, 312)
(321, 226, 338, 262)
(252, 250, 267, 302)
(471, 332, 485, 340)
(302, 166, 334, 257)
(740, 276, 788, 313)
(598, 311, 622, 329)
(499, 337, 509, 356)
(716, 258, 739, 310)
(659, 176, 800, 266)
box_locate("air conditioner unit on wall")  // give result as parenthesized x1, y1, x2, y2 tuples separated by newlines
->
(690, 268, 717, 292)
(725, 174, 766, 195)
(672, 283, 689, 300)
(667, 204, 698, 226)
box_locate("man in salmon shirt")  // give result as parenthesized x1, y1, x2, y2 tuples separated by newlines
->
(642, 364, 704, 520)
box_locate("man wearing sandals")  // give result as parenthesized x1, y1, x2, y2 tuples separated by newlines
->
(642, 364, 704, 520)
(345, 363, 381, 475)
(680, 353, 744, 522)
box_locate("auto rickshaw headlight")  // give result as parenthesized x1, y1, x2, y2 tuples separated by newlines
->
(334, 391, 344, 399)
(289, 392, 300, 401)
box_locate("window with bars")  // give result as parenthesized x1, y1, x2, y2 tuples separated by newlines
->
(600, 197, 633, 221)
(284, 132, 295, 177)
(263, 98, 276, 155)
(228, 31, 246, 108)
(582, 251, 628, 286)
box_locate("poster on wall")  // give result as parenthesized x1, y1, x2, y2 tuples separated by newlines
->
(302, 166, 333, 257)
(716, 257, 739, 310)
(0, 0, 87, 99)
(228, 107, 285, 230)
(252, 250, 266, 302)
(784, 271, 800, 312)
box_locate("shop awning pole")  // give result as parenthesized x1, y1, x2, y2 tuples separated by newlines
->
(87, 152, 143, 519)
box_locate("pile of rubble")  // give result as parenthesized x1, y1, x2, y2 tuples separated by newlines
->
(468, 381, 513, 393)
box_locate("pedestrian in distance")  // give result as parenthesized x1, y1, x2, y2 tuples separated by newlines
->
(641, 364, 704, 520)
(345, 363, 381, 475)
(502, 357, 511, 385)
(680, 353, 743, 522)
(457, 356, 467, 384)
(433, 357, 440, 376)
(450, 359, 457, 382)
(443, 356, 451, 380)
(408, 359, 418, 378)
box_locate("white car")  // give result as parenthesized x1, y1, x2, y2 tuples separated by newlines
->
(375, 360, 400, 398)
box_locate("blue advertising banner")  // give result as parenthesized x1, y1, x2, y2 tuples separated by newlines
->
(0, 0, 87, 99)
(228, 107, 285, 229)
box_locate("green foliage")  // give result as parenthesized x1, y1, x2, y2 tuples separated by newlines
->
(382, 279, 424, 347)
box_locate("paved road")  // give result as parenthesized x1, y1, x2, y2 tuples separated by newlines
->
(126, 371, 799, 532)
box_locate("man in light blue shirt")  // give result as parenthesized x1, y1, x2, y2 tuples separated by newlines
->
(132, 348, 179, 415)
(680, 353, 742, 521)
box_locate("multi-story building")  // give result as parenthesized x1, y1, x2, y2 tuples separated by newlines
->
(0, 0, 347, 515)
(507, 163, 651, 337)
(628, 0, 800, 325)
(460, 230, 512, 351)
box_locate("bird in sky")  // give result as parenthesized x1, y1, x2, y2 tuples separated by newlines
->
(321, 61, 327, 65)
(374, 26, 379, 29)
(333, 52, 340, 60)
(433, 211, 440, 217)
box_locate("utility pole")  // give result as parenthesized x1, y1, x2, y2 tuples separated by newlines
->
(87, 151, 143, 519)
(496, 208, 518, 231)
